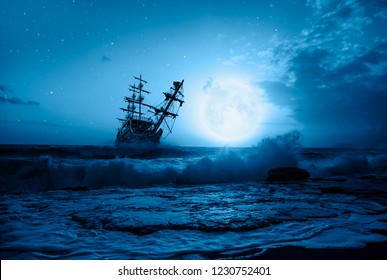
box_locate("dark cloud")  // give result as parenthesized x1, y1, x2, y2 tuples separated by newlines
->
(0, 86, 40, 106)
(262, 0, 387, 148)
(359, 44, 387, 65)
(101, 55, 110, 62)
(260, 81, 297, 108)
(290, 48, 331, 87)
(263, 45, 387, 146)
(202, 78, 213, 92)
(0, 85, 13, 93)
(0, 95, 40, 106)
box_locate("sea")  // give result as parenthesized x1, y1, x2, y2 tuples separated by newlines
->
(1, 134, 387, 260)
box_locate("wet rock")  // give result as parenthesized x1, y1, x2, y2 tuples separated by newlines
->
(266, 167, 310, 181)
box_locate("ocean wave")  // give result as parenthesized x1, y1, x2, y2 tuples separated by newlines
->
(307, 150, 387, 177)
(2, 131, 387, 194)
(0, 132, 303, 193)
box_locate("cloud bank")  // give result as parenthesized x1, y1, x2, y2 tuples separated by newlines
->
(260, 0, 387, 147)
(0, 85, 40, 106)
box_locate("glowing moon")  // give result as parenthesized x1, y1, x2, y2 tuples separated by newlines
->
(202, 77, 263, 142)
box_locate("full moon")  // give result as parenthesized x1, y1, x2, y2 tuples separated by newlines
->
(202, 77, 263, 143)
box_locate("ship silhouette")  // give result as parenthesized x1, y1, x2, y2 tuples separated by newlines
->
(115, 75, 184, 144)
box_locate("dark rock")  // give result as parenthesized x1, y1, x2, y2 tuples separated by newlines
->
(266, 167, 310, 181)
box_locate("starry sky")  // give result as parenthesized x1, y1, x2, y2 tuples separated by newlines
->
(1, 0, 387, 147)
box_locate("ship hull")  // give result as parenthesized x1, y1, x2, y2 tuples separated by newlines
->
(115, 128, 163, 145)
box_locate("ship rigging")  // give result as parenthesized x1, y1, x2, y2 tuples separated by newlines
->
(115, 75, 184, 144)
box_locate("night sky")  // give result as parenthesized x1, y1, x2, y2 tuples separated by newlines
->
(1, 0, 387, 147)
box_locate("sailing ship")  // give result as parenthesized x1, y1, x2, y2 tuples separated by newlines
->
(115, 75, 184, 144)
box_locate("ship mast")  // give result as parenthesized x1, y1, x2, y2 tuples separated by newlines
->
(153, 80, 184, 131)
(128, 75, 150, 119)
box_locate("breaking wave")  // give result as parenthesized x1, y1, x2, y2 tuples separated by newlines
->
(0, 131, 303, 193)
(2, 130, 386, 194)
